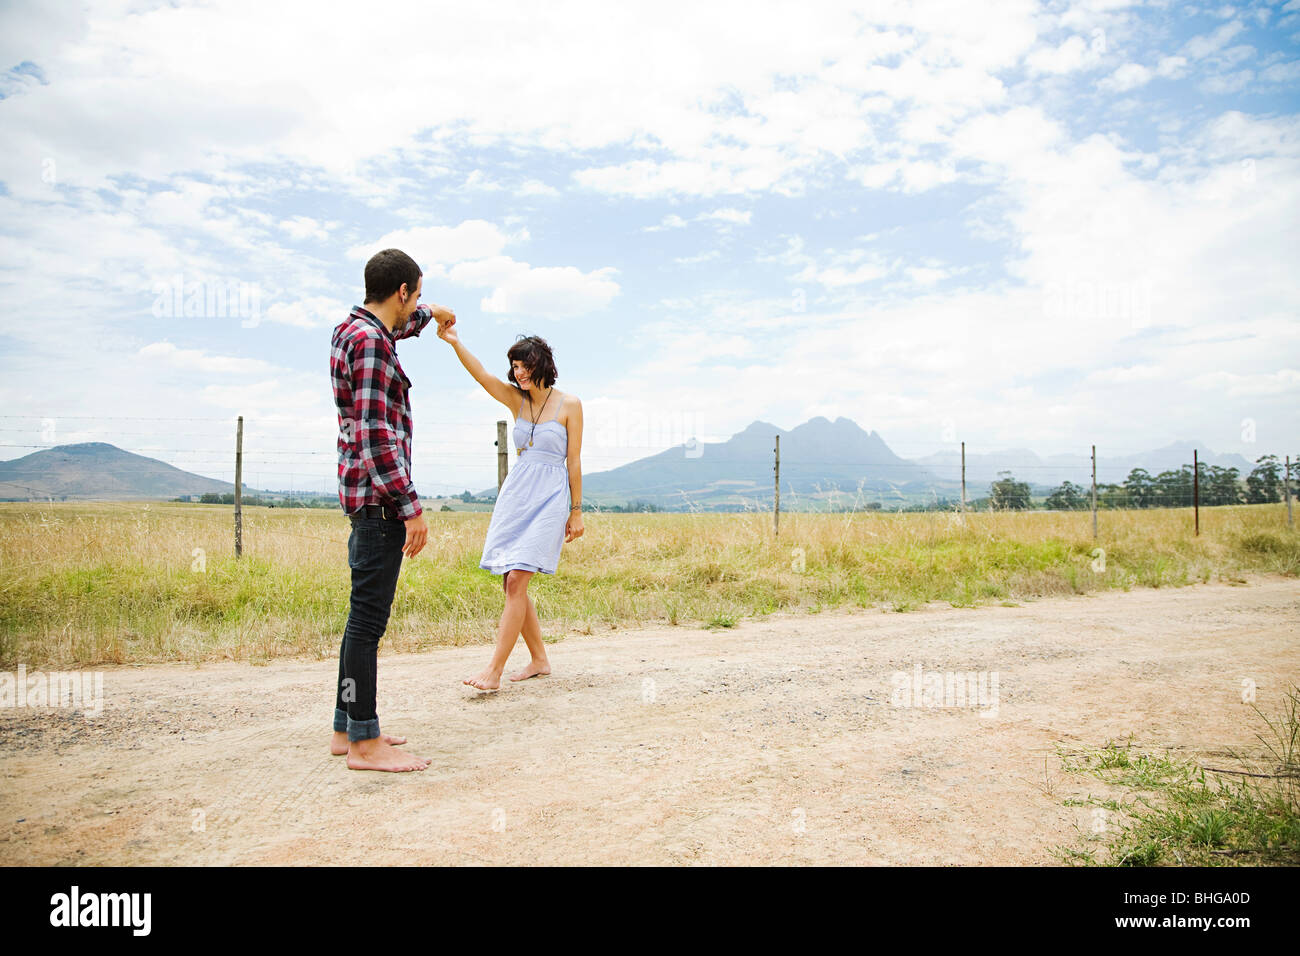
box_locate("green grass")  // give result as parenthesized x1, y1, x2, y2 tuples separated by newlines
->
(1055, 686, 1300, 866)
(0, 501, 1297, 666)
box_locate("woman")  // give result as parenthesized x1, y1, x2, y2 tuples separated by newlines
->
(438, 324, 584, 691)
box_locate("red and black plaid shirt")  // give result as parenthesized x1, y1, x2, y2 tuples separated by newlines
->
(331, 304, 434, 519)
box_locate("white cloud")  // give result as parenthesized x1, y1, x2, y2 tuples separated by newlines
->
(644, 214, 689, 232)
(700, 207, 752, 225)
(0, 0, 1044, 211)
(849, 158, 958, 193)
(1100, 63, 1153, 93)
(198, 379, 324, 415)
(1025, 34, 1104, 75)
(1200, 69, 1254, 94)
(516, 179, 560, 197)
(643, 207, 753, 235)
(1183, 20, 1246, 59)
(796, 259, 893, 287)
(138, 342, 281, 376)
(348, 220, 519, 265)
(445, 256, 533, 290)
(1219, 44, 1257, 67)
(674, 250, 721, 265)
(263, 296, 350, 330)
(905, 265, 950, 285)
(1084, 365, 1165, 385)
(279, 216, 335, 241)
(1188, 369, 1300, 396)
(462, 170, 503, 192)
(1155, 55, 1187, 78)
(1261, 59, 1300, 84)
(573, 155, 800, 199)
(478, 263, 620, 317)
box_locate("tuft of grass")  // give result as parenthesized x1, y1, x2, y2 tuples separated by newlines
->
(1237, 531, 1290, 554)
(1057, 685, 1300, 866)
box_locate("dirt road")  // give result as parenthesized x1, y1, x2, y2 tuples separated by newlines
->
(2, 574, 1296, 865)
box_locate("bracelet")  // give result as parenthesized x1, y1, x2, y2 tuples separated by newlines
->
(570, 504, 582, 511)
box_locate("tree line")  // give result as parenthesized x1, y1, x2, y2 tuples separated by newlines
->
(992, 454, 1295, 511)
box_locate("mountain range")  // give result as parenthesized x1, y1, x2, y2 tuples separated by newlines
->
(0, 421, 1266, 510)
(522, 417, 1258, 510)
(0, 442, 272, 501)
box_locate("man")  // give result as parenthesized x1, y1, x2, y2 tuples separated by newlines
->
(329, 247, 455, 772)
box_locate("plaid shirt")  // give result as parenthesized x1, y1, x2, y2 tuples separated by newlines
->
(331, 304, 434, 519)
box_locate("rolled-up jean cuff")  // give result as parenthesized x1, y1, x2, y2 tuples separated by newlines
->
(347, 716, 381, 743)
(333, 707, 348, 733)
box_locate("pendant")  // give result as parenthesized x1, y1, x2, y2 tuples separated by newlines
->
(529, 438, 534, 446)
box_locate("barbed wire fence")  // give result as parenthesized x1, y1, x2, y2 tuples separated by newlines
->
(0, 415, 1294, 555)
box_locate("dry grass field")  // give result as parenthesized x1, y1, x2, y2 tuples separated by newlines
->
(0, 500, 1296, 667)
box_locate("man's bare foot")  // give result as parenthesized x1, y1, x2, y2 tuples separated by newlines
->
(330, 731, 407, 756)
(463, 668, 503, 692)
(345, 737, 430, 772)
(508, 660, 551, 682)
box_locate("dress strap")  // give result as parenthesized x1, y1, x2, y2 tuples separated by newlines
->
(518, 390, 563, 424)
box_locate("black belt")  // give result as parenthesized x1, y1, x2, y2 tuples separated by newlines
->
(354, 503, 403, 520)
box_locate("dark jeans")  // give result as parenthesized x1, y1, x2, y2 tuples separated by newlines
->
(333, 515, 405, 742)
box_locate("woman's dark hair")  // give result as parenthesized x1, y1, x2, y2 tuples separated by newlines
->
(363, 248, 422, 304)
(506, 335, 558, 392)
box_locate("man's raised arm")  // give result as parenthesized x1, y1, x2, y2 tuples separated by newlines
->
(395, 302, 456, 341)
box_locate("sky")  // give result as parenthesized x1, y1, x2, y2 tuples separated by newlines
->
(0, 0, 1297, 497)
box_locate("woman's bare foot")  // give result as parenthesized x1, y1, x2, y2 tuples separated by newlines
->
(463, 668, 503, 692)
(346, 737, 430, 773)
(508, 660, 551, 682)
(330, 731, 407, 756)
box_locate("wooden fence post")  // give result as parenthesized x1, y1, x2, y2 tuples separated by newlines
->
(773, 434, 780, 537)
(234, 415, 243, 557)
(496, 420, 508, 493)
(1091, 444, 1097, 540)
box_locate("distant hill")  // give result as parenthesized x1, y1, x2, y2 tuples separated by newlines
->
(0, 442, 270, 501)
(482, 420, 1266, 510)
(482, 416, 942, 509)
(912, 440, 1257, 488)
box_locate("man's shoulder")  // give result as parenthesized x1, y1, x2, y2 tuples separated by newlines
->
(333, 310, 392, 351)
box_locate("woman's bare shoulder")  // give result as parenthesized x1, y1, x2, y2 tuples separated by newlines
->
(557, 390, 580, 423)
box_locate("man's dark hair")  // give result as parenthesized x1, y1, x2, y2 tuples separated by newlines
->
(507, 335, 558, 392)
(364, 248, 422, 305)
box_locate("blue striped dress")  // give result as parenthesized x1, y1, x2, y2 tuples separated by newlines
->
(479, 395, 570, 577)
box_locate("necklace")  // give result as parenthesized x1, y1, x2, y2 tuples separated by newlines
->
(519, 387, 553, 455)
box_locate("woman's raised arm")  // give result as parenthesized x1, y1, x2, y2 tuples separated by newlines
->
(438, 323, 519, 411)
